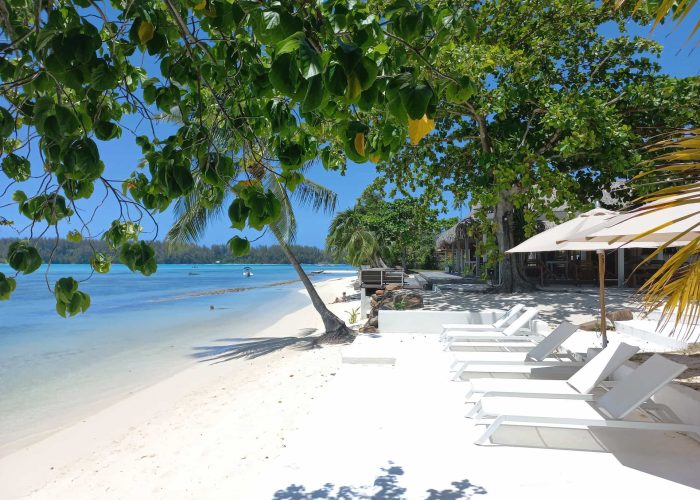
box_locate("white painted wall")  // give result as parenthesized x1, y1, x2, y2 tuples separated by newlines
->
(378, 310, 504, 334)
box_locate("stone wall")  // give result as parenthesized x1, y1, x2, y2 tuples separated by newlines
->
(359, 285, 424, 333)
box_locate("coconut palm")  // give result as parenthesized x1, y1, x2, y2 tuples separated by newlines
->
(167, 161, 355, 343)
(325, 208, 382, 267)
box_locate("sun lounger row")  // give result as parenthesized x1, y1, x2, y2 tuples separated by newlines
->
(444, 321, 700, 445)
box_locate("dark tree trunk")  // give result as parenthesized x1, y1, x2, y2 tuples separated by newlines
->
(275, 234, 355, 343)
(493, 193, 535, 293)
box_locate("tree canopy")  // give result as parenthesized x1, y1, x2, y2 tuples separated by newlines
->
(0, 0, 475, 314)
(326, 181, 454, 269)
(376, 0, 700, 290)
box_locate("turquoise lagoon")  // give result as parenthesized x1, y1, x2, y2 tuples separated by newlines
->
(0, 263, 354, 453)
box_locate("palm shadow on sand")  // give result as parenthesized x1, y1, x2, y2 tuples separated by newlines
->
(191, 328, 321, 364)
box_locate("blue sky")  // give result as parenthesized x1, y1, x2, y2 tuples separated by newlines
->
(1, 10, 697, 248)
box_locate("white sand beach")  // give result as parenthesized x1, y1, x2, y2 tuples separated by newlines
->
(3, 278, 699, 499)
(0, 277, 357, 500)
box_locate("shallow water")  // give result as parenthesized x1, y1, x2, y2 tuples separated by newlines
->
(0, 263, 354, 453)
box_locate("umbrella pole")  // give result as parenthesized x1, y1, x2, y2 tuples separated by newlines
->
(597, 249, 608, 348)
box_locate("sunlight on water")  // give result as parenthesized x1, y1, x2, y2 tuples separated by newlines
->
(0, 263, 355, 453)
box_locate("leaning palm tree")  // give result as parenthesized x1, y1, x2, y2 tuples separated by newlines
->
(167, 160, 355, 343)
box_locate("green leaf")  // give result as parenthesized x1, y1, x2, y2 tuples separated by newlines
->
(301, 75, 324, 112)
(66, 230, 83, 243)
(276, 32, 305, 56)
(2, 154, 31, 181)
(400, 83, 434, 120)
(269, 53, 298, 95)
(0, 272, 17, 300)
(0, 107, 15, 137)
(228, 236, 251, 257)
(325, 64, 347, 96)
(356, 57, 378, 90)
(94, 121, 121, 141)
(90, 252, 111, 273)
(7, 241, 42, 275)
(446, 76, 475, 103)
(298, 39, 322, 79)
(228, 198, 251, 230)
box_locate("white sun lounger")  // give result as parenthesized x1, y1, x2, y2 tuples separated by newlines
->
(464, 342, 640, 413)
(441, 304, 526, 335)
(443, 308, 540, 348)
(451, 322, 580, 381)
(472, 354, 700, 445)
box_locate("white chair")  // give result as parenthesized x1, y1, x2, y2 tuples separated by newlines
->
(443, 308, 540, 349)
(464, 342, 640, 415)
(472, 354, 700, 445)
(441, 304, 526, 336)
(450, 322, 580, 381)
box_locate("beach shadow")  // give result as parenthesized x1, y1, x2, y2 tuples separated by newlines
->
(272, 463, 486, 499)
(482, 424, 700, 489)
(421, 286, 636, 326)
(191, 334, 318, 364)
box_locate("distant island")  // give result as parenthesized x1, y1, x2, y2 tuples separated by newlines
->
(0, 238, 340, 265)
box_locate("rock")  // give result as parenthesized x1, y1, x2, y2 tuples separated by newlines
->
(359, 324, 379, 333)
(606, 309, 634, 322)
(579, 319, 611, 332)
(367, 316, 378, 327)
(393, 291, 423, 310)
(375, 289, 385, 297)
(385, 284, 402, 291)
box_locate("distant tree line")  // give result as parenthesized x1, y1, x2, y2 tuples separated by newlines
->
(0, 238, 338, 265)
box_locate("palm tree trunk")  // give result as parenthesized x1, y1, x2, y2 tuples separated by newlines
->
(274, 232, 355, 343)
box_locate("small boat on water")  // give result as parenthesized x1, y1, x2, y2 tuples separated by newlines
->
(242, 266, 253, 277)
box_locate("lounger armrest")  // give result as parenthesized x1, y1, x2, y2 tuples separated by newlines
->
(474, 415, 700, 445)
(443, 324, 499, 331)
(478, 391, 595, 401)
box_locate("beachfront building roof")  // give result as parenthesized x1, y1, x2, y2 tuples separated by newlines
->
(435, 181, 666, 287)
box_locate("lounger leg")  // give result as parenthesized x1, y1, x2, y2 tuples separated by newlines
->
(475, 415, 506, 445)
(465, 401, 483, 419)
(464, 387, 475, 401)
(452, 363, 467, 382)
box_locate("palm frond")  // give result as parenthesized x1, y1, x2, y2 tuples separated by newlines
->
(265, 176, 297, 244)
(619, 0, 700, 41)
(325, 209, 378, 266)
(631, 128, 700, 334)
(639, 237, 700, 341)
(166, 179, 230, 245)
(293, 178, 338, 214)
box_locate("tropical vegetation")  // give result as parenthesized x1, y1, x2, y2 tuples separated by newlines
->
(326, 180, 454, 269)
(377, 0, 700, 291)
(0, 238, 335, 265)
(0, 0, 473, 316)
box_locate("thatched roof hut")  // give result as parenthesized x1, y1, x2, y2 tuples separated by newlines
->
(435, 217, 478, 250)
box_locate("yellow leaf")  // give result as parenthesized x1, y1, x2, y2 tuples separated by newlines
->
(194, 0, 207, 10)
(138, 21, 155, 44)
(370, 153, 380, 163)
(354, 132, 365, 157)
(346, 73, 362, 102)
(408, 114, 435, 145)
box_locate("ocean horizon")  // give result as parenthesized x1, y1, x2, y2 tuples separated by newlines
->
(0, 263, 355, 454)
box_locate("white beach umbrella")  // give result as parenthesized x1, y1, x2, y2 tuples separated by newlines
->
(508, 207, 618, 254)
(555, 194, 700, 345)
(560, 193, 700, 246)
(507, 207, 664, 347)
